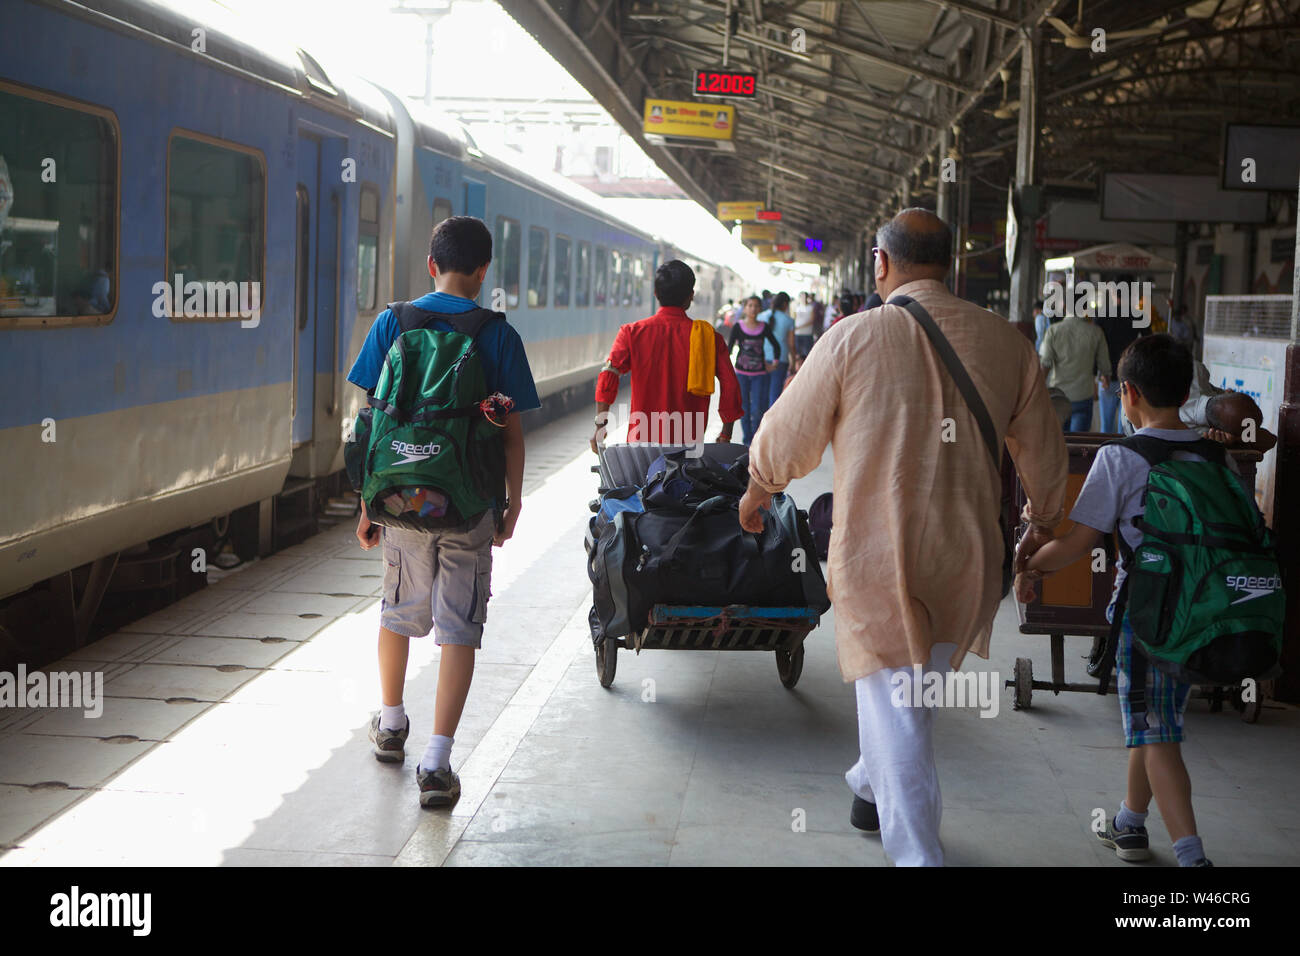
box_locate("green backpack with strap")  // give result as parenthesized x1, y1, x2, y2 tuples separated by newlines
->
(345, 302, 509, 532)
(1110, 435, 1284, 699)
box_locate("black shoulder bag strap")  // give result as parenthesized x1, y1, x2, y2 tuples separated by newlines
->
(889, 294, 1011, 596)
(390, 301, 503, 339)
(888, 295, 1000, 468)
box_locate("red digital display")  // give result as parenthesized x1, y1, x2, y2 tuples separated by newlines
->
(756, 210, 782, 221)
(693, 70, 757, 98)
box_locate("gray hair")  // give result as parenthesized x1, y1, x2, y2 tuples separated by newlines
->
(875, 208, 953, 269)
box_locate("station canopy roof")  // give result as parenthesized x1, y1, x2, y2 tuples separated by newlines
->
(500, 0, 1300, 252)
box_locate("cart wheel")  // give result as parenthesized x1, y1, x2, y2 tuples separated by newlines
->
(596, 639, 617, 688)
(1012, 657, 1033, 711)
(1241, 690, 1262, 724)
(776, 644, 804, 689)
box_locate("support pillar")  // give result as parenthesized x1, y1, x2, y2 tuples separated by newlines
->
(1274, 176, 1300, 702)
(936, 126, 952, 224)
(1007, 27, 1039, 326)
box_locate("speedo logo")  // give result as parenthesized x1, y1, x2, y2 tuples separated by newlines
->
(391, 439, 441, 466)
(1226, 574, 1281, 605)
(1140, 552, 1163, 564)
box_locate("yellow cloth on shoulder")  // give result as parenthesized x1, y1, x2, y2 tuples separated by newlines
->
(687, 319, 715, 396)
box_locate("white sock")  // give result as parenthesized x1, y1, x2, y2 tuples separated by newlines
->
(379, 703, 406, 732)
(420, 734, 454, 772)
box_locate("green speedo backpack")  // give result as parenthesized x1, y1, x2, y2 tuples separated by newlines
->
(1114, 435, 1284, 691)
(344, 302, 507, 532)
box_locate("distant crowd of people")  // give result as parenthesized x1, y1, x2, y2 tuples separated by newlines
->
(712, 288, 884, 445)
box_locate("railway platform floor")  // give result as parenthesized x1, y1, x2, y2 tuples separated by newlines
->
(2, 406, 1298, 867)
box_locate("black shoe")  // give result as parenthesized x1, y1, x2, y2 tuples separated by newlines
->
(1191, 858, 1214, 867)
(416, 764, 461, 808)
(369, 713, 409, 763)
(1097, 816, 1151, 862)
(850, 796, 880, 833)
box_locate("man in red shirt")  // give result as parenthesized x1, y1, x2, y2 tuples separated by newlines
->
(590, 260, 743, 452)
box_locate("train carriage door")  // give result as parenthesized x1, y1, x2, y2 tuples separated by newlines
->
(463, 180, 485, 221)
(292, 132, 342, 458)
(292, 134, 321, 447)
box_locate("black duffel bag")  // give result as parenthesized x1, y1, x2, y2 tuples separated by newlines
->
(588, 492, 830, 645)
(640, 449, 749, 510)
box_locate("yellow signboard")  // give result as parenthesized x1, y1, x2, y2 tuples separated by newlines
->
(643, 99, 735, 141)
(717, 201, 763, 221)
(740, 223, 778, 242)
(756, 247, 795, 262)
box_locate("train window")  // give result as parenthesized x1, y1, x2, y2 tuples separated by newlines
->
(294, 185, 310, 331)
(633, 258, 645, 309)
(593, 246, 607, 307)
(527, 225, 548, 307)
(643, 258, 653, 308)
(357, 184, 379, 310)
(554, 235, 571, 308)
(495, 216, 520, 309)
(610, 250, 622, 308)
(575, 241, 590, 307)
(0, 83, 118, 326)
(433, 197, 452, 229)
(166, 132, 266, 320)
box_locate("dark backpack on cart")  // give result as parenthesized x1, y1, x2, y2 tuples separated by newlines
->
(586, 449, 830, 645)
(808, 492, 833, 561)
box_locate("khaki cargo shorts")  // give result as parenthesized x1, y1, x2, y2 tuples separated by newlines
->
(380, 511, 495, 646)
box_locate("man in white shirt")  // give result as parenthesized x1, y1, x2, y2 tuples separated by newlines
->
(793, 292, 816, 360)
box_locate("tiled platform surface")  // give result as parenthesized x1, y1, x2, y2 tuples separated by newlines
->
(2, 407, 1297, 867)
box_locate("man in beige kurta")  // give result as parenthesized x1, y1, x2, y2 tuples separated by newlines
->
(740, 209, 1068, 865)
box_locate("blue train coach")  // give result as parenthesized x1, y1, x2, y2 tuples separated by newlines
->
(0, 0, 739, 664)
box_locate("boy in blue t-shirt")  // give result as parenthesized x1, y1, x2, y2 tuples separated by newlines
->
(348, 216, 540, 808)
(1017, 334, 1225, 867)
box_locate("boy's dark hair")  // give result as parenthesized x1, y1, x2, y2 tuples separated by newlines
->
(654, 259, 695, 307)
(1117, 333, 1193, 408)
(772, 292, 791, 312)
(429, 216, 492, 275)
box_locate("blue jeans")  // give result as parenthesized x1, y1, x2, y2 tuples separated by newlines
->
(768, 361, 789, 408)
(738, 373, 769, 445)
(1067, 399, 1094, 433)
(1098, 380, 1121, 433)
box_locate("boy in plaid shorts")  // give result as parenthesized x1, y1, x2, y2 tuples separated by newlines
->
(1016, 334, 1232, 867)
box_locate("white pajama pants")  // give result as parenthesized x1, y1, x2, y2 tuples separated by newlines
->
(844, 642, 956, 867)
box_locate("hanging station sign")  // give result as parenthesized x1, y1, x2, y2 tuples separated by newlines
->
(692, 69, 758, 99)
(740, 223, 779, 242)
(717, 201, 764, 221)
(642, 99, 735, 140)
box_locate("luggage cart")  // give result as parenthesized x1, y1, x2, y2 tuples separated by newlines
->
(588, 442, 824, 690)
(1007, 435, 1266, 722)
(593, 604, 819, 689)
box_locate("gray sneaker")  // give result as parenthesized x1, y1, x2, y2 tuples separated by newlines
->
(1097, 816, 1151, 862)
(369, 714, 409, 763)
(416, 765, 461, 808)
